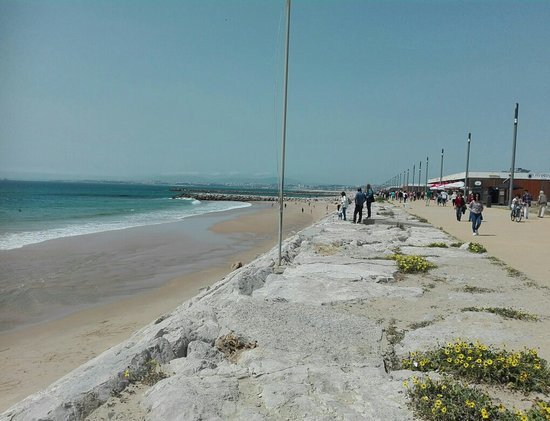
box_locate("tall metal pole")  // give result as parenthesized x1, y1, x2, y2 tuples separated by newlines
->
(277, 0, 291, 267)
(406, 169, 409, 189)
(418, 161, 421, 196)
(412, 164, 415, 193)
(508, 103, 519, 207)
(439, 148, 444, 185)
(465, 132, 471, 200)
(425, 156, 429, 202)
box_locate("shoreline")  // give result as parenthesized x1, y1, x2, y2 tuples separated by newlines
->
(5, 200, 550, 419)
(0, 198, 331, 411)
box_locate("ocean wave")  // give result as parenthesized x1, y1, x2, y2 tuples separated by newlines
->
(0, 201, 251, 250)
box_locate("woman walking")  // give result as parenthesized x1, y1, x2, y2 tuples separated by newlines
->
(538, 190, 547, 218)
(469, 193, 484, 235)
(340, 191, 349, 221)
(454, 192, 466, 221)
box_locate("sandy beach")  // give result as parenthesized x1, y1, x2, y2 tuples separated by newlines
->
(5, 199, 550, 420)
(0, 198, 331, 411)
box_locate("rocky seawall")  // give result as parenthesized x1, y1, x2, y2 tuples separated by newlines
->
(3, 203, 550, 420)
(173, 192, 279, 201)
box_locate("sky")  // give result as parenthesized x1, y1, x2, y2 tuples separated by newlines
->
(1, 0, 549, 186)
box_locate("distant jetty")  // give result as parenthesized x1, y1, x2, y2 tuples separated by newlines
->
(172, 192, 279, 201)
(170, 189, 335, 202)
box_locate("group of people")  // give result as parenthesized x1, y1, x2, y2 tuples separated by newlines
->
(452, 189, 548, 236)
(510, 190, 547, 219)
(337, 184, 375, 223)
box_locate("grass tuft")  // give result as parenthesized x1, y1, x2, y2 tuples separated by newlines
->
(426, 242, 448, 248)
(462, 306, 539, 321)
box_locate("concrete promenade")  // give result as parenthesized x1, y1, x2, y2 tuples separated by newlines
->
(401, 199, 549, 285)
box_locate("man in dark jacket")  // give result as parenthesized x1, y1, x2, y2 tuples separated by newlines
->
(365, 183, 375, 218)
(353, 188, 367, 223)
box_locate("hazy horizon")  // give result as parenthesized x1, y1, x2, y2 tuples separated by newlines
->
(2, 1, 549, 185)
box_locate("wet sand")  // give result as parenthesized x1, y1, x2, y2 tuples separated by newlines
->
(0, 199, 331, 411)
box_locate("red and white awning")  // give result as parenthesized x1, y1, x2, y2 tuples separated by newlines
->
(429, 181, 465, 190)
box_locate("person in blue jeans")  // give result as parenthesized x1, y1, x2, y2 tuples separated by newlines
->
(468, 193, 484, 235)
(353, 187, 367, 223)
(340, 191, 348, 221)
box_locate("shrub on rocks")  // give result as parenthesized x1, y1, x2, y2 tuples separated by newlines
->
(468, 242, 487, 253)
(402, 340, 550, 394)
(389, 253, 436, 273)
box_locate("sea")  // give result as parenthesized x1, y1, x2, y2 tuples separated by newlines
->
(0, 180, 254, 251)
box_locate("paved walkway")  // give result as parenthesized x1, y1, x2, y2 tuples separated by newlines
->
(400, 200, 549, 285)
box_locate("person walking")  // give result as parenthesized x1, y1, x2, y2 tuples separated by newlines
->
(522, 190, 532, 219)
(340, 192, 349, 221)
(538, 190, 547, 218)
(365, 184, 375, 218)
(469, 193, 484, 235)
(353, 187, 367, 223)
(454, 192, 466, 221)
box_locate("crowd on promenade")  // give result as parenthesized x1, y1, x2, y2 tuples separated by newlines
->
(341, 185, 547, 238)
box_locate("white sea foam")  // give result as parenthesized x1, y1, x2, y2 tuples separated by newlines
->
(0, 201, 251, 250)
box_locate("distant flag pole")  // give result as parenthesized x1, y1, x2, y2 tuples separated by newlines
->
(278, 0, 291, 267)
(508, 103, 519, 207)
(412, 164, 415, 193)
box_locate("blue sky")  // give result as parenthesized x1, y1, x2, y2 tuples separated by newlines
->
(1, 0, 549, 185)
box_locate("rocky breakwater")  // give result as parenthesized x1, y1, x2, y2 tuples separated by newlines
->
(3, 203, 550, 420)
(172, 192, 280, 202)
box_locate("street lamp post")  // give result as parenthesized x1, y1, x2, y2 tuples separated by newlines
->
(465, 132, 471, 201)
(508, 103, 519, 207)
(412, 164, 416, 194)
(425, 156, 429, 204)
(418, 161, 422, 197)
(439, 148, 444, 186)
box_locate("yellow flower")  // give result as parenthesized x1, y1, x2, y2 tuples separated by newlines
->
(463, 362, 469, 368)
(124, 368, 130, 378)
(421, 396, 429, 401)
(402, 381, 409, 388)
(420, 383, 427, 389)
(441, 407, 447, 414)
(519, 372, 528, 382)
(481, 408, 489, 419)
